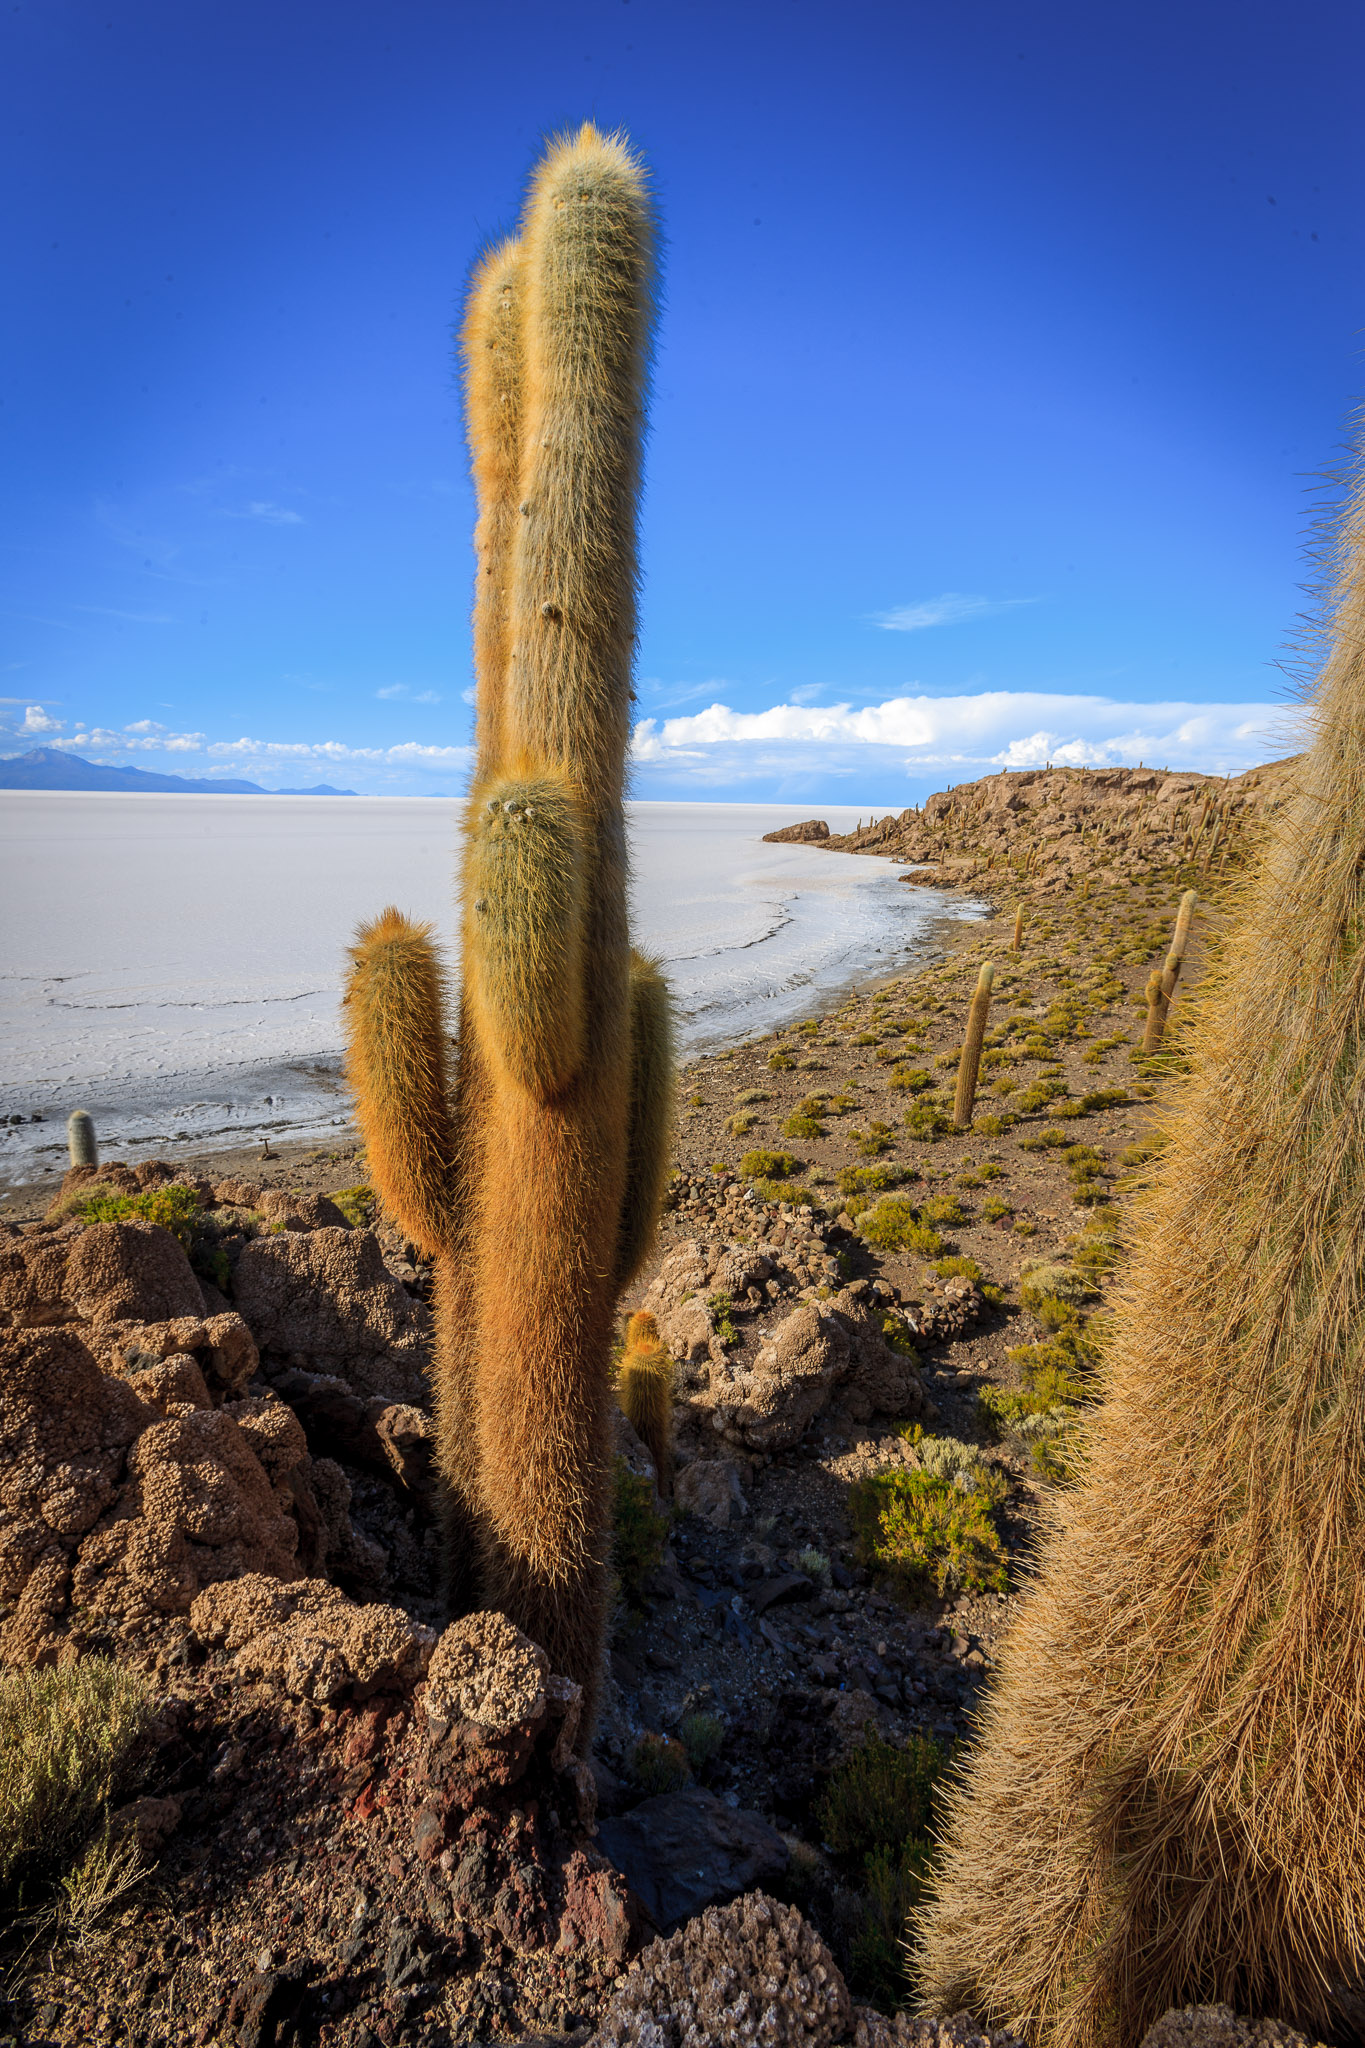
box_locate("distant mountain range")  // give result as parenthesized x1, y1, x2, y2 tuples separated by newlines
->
(0, 748, 355, 797)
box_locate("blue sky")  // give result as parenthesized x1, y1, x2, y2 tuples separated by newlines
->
(2, 0, 1361, 802)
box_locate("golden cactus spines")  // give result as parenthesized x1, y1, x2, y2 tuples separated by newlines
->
(1140, 966, 1165, 1056)
(953, 960, 995, 1128)
(343, 909, 454, 1259)
(1010, 902, 1024, 953)
(618, 1309, 673, 1495)
(917, 450, 1365, 2046)
(615, 953, 676, 1291)
(462, 238, 524, 784)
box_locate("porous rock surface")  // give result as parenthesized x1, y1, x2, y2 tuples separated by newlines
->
(590, 1890, 851, 2045)
(703, 1287, 928, 1452)
(233, 1225, 430, 1401)
(1137, 2009, 1328, 2048)
(190, 1571, 435, 1702)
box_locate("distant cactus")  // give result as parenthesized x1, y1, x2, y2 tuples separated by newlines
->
(1141, 889, 1197, 1054)
(1011, 902, 1024, 953)
(919, 453, 1365, 2044)
(66, 1110, 97, 1170)
(343, 127, 672, 1728)
(618, 1309, 674, 1494)
(953, 962, 995, 1128)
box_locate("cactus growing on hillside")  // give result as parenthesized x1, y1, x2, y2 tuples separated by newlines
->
(918, 464, 1365, 2041)
(1139, 888, 1197, 1054)
(618, 1310, 674, 1495)
(952, 962, 994, 1127)
(66, 1110, 97, 1170)
(343, 127, 672, 1724)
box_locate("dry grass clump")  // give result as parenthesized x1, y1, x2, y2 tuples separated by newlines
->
(0, 1660, 154, 1909)
(917, 452, 1365, 2044)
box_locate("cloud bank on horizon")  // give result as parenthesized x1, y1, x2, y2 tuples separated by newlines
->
(1, 686, 1299, 801)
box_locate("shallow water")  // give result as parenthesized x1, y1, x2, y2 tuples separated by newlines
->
(0, 793, 982, 1179)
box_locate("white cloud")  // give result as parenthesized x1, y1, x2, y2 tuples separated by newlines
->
(376, 685, 442, 704)
(226, 501, 305, 526)
(19, 705, 64, 734)
(630, 689, 1296, 784)
(875, 593, 1039, 632)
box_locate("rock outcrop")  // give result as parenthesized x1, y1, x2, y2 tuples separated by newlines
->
(699, 1287, 928, 1452)
(233, 1227, 430, 1402)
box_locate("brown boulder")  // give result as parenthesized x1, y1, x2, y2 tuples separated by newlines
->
(256, 1190, 352, 1232)
(760, 819, 830, 844)
(233, 1227, 429, 1401)
(0, 1224, 81, 1329)
(64, 1220, 204, 1325)
(1137, 2010, 1327, 2048)
(92, 1311, 258, 1400)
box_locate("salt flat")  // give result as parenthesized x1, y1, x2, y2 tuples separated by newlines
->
(0, 793, 976, 1178)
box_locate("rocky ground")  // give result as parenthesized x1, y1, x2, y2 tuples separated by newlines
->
(0, 787, 1292, 2048)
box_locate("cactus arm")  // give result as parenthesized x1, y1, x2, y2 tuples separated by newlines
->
(465, 774, 589, 1099)
(342, 909, 455, 1261)
(613, 951, 676, 1291)
(462, 238, 524, 786)
(617, 1310, 674, 1496)
(953, 960, 995, 1128)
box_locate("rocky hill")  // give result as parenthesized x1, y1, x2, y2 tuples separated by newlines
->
(765, 759, 1301, 895)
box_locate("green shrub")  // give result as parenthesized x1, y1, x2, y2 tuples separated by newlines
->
(974, 1113, 1015, 1138)
(1076, 1087, 1130, 1113)
(981, 1195, 1013, 1222)
(881, 1311, 920, 1356)
(708, 1291, 739, 1345)
(753, 1179, 816, 1208)
(740, 1148, 800, 1181)
(783, 1112, 825, 1140)
(768, 1050, 796, 1072)
(1020, 1263, 1097, 1314)
(919, 1193, 965, 1227)
(629, 1733, 690, 1796)
(889, 1067, 934, 1095)
(728, 1111, 758, 1137)
(0, 1660, 154, 1908)
(859, 1197, 942, 1256)
(612, 1460, 669, 1620)
(1015, 1079, 1069, 1114)
(854, 1121, 896, 1158)
(853, 1031, 881, 1046)
(903, 1103, 952, 1143)
(849, 1464, 1008, 1600)
(679, 1712, 726, 1769)
(735, 1088, 771, 1105)
(72, 1183, 202, 1250)
(796, 1545, 832, 1586)
(817, 1730, 947, 1858)
(837, 1163, 904, 1198)
(331, 1184, 375, 1228)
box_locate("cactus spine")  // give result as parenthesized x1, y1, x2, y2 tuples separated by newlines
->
(343, 126, 670, 1729)
(953, 961, 994, 1128)
(618, 1309, 673, 1495)
(917, 455, 1365, 2044)
(66, 1109, 97, 1170)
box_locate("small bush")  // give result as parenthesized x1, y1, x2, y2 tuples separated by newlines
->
(783, 1112, 825, 1139)
(708, 1291, 739, 1346)
(1020, 1263, 1097, 1315)
(889, 1067, 934, 1095)
(331, 1184, 375, 1228)
(1015, 1079, 1069, 1114)
(817, 1730, 947, 1858)
(919, 1193, 965, 1227)
(974, 1113, 1015, 1138)
(853, 1032, 882, 1046)
(849, 1465, 1008, 1600)
(854, 1121, 896, 1158)
(1077, 1087, 1130, 1113)
(768, 1050, 796, 1071)
(0, 1660, 154, 1908)
(981, 1195, 1013, 1221)
(72, 1183, 202, 1250)
(904, 1104, 952, 1143)
(796, 1545, 832, 1586)
(629, 1733, 690, 1796)
(679, 1713, 726, 1768)
(851, 1842, 936, 2009)
(860, 1197, 943, 1256)
(612, 1460, 669, 1620)
(740, 1149, 800, 1181)
(728, 1112, 758, 1137)
(735, 1089, 771, 1105)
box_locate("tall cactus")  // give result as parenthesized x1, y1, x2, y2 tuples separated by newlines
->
(917, 456, 1365, 2041)
(344, 126, 673, 1725)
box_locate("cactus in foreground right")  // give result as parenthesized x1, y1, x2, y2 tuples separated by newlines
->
(917, 452, 1365, 2043)
(952, 961, 994, 1128)
(343, 127, 673, 1730)
(66, 1110, 97, 1170)
(618, 1309, 674, 1495)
